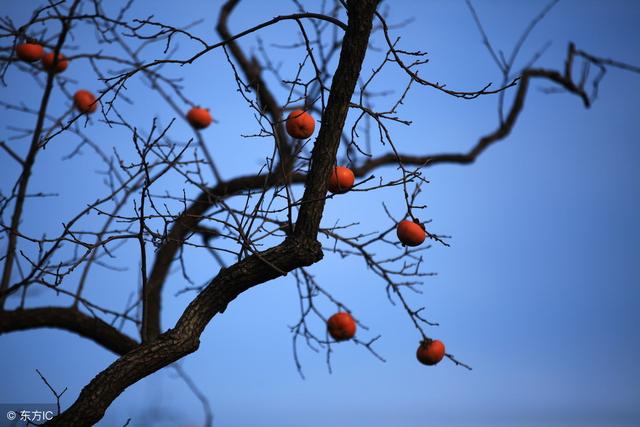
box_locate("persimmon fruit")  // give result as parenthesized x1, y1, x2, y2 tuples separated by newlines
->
(73, 90, 98, 114)
(327, 166, 355, 194)
(16, 43, 44, 62)
(285, 109, 315, 139)
(187, 107, 212, 129)
(42, 52, 68, 73)
(396, 220, 426, 246)
(416, 339, 445, 366)
(327, 312, 356, 341)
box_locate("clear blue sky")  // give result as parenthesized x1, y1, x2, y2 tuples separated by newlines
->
(1, 1, 639, 426)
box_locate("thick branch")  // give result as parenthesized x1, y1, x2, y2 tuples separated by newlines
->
(216, 0, 293, 163)
(294, 0, 379, 238)
(0, 308, 138, 355)
(141, 172, 302, 342)
(47, 236, 322, 426)
(356, 66, 590, 171)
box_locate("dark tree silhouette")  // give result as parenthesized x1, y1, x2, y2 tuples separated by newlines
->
(0, 0, 638, 425)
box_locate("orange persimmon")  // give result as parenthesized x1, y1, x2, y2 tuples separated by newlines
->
(42, 52, 68, 73)
(396, 220, 426, 246)
(327, 166, 355, 194)
(327, 312, 356, 341)
(416, 339, 446, 366)
(73, 90, 98, 114)
(285, 109, 315, 139)
(16, 43, 44, 62)
(187, 107, 212, 129)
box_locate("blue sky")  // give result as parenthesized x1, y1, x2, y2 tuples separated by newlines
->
(1, 1, 639, 426)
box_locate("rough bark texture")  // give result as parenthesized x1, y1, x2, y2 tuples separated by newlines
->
(293, 0, 378, 239)
(45, 1, 379, 425)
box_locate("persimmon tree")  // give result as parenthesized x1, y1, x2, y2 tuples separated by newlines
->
(0, 0, 638, 426)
